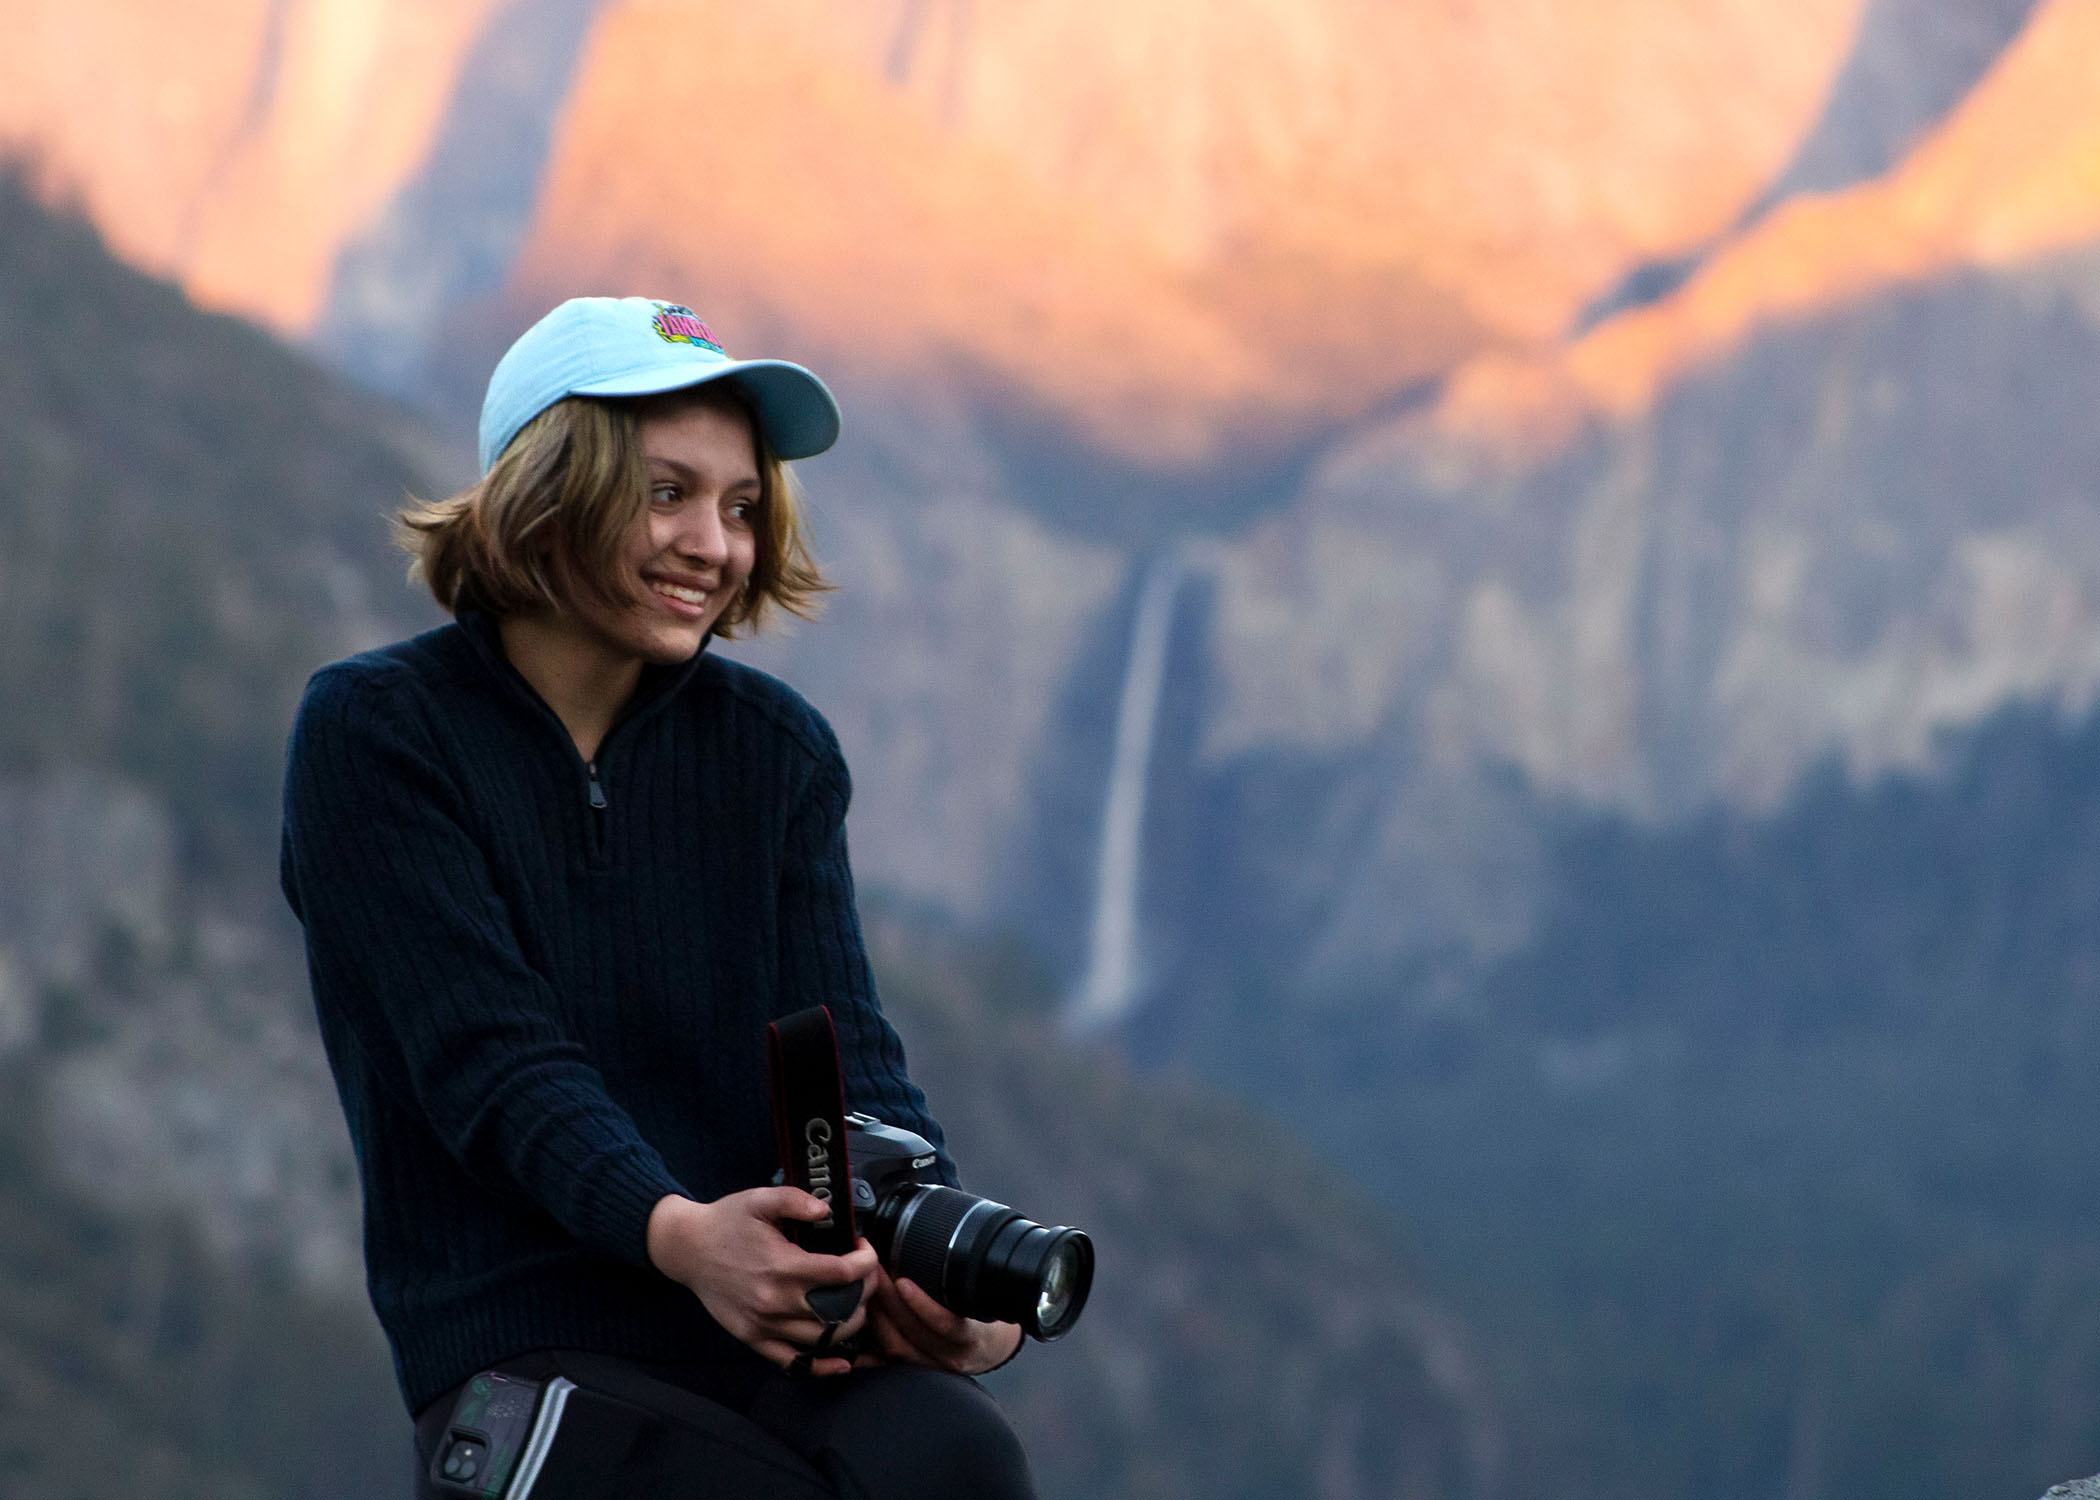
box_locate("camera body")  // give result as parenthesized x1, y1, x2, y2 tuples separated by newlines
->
(841, 1110, 943, 1203)
(841, 1112, 1093, 1342)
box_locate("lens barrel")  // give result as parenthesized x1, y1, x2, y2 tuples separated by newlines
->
(883, 1184, 1094, 1340)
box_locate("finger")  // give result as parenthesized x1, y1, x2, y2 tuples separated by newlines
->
(793, 1277, 869, 1336)
(772, 1276, 871, 1338)
(792, 1346, 856, 1378)
(751, 1328, 852, 1372)
(770, 1315, 846, 1349)
(776, 1237, 878, 1283)
(880, 1283, 968, 1366)
(865, 1258, 899, 1301)
(865, 1306, 937, 1368)
(767, 1276, 859, 1337)
(823, 1242, 881, 1282)
(893, 1278, 972, 1344)
(764, 1241, 878, 1293)
(753, 1185, 839, 1223)
(858, 1279, 933, 1366)
(755, 1339, 854, 1378)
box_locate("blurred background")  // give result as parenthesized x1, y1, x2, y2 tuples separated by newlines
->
(3, 0, 2100, 1495)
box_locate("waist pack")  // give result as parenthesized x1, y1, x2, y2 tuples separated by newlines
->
(419, 1351, 842, 1500)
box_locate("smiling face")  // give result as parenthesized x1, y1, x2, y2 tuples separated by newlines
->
(564, 391, 761, 668)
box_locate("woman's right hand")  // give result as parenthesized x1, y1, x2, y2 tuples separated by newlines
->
(646, 1189, 877, 1376)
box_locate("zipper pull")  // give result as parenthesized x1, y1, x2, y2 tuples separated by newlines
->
(587, 762, 607, 810)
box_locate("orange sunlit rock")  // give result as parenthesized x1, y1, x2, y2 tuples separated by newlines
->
(861, 0, 1865, 341)
(178, 0, 507, 332)
(5, 0, 1883, 464)
(0, 0, 276, 270)
(512, 0, 1865, 466)
(508, 0, 1281, 465)
(1499, 0, 2100, 430)
(0, 0, 502, 335)
(1430, 352, 1594, 466)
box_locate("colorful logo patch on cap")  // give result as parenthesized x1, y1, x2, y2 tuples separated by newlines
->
(650, 303, 725, 353)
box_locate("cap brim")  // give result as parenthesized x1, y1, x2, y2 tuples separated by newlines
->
(573, 358, 841, 460)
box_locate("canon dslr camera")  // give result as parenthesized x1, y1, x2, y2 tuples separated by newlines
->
(843, 1113, 1093, 1341)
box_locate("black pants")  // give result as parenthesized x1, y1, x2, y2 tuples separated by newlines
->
(414, 1350, 1037, 1500)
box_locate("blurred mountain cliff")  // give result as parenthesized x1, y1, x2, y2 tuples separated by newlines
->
(2, 0, 1865, 475)
(0, 174, 1494, 1499)
(12, 1, 2099, 991)
(7, 2, 2100, 1496)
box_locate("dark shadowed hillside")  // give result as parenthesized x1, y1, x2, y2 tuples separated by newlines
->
(0, 167, 448, 1496)
(0, 1058, 402, 1500)
(1228, 699, 2100, 1500)
(0, 173, 1495, 1500)
(870, 916, 1501, 1500)
(0, 170, 454, 879)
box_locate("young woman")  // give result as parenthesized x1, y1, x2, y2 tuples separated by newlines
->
(281, 297, 1030, 1498)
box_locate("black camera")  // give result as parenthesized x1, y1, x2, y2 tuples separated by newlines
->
(843, 1113, 1094, 1341)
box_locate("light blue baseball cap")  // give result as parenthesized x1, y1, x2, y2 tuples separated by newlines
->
(477, 296, 842, 474)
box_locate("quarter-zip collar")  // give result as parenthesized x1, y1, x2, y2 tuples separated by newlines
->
(454, 605, 713, 762)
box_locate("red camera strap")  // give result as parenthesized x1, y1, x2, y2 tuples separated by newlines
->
(766, 1005, 859, 1257)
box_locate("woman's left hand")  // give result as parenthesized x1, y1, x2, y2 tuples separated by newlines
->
(856, 1261, 1024, 1375)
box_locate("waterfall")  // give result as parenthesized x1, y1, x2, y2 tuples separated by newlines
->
(1065, 552, 1187, 1036)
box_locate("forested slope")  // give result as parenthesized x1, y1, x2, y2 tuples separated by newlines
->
(1249, 699, 2100, 1500)
(0, 173, 1492, 1500)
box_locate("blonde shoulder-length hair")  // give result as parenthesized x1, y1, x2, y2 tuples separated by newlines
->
(396, 388, 828, 636)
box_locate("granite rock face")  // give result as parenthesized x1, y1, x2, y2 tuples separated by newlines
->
(652, 236, 2100, 1043)
(920, 242, 2100, 1028)
(0, 176, 1504, 1500)
(13, 0, 2096, 1031)
(2040, 1478, 2100, 1500)
(0, 771, 355, 1284)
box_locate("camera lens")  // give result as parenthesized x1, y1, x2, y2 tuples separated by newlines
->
(883, 1185, 1095, 1340)
(1038, 1238, 1081, 1331)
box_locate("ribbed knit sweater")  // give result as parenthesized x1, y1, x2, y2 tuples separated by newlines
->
(279, 610, 953, 1415)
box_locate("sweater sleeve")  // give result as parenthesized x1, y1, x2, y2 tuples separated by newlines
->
(776, 728, 961, 1188)
(280, 666, 688, 1267)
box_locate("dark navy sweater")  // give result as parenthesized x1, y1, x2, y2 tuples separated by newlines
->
(280, 611, 953, 1415)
